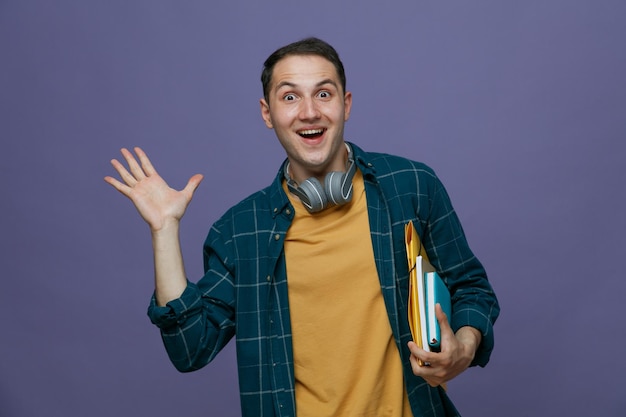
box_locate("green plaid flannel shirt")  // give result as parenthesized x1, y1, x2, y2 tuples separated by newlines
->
(148, 142, 500, 417)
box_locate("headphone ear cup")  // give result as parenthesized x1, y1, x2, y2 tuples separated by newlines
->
(298, 177, 328, 213)
(324, 171, 353, 206)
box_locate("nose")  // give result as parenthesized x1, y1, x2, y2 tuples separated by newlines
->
(299, 97, 321, 121)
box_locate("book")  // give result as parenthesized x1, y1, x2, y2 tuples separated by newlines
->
(406, 222, 426, 354)
(424, 270, 451, 351)
(415, 255, 430, 352)
(404, 221, 451, 358)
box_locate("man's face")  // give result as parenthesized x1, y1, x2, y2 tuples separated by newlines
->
(260, 54, 352, 183)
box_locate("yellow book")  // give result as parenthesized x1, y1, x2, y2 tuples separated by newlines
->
(404, 221, 436, 364)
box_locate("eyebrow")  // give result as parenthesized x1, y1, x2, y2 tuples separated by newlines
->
(274, 78, 339, 93)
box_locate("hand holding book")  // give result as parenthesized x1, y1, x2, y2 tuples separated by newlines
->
(405, 221, 483, 387)
(407, 310, 482, 387)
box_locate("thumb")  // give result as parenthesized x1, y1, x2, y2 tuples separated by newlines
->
(436, 303, 454, 341)
(183, 174, 204, 195)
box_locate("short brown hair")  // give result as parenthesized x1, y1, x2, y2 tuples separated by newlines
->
(261, 37, 346, 103)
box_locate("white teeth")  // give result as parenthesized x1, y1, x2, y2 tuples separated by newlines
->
(299, 129, 324, 135)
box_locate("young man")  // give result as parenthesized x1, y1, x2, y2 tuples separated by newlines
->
(105, 37, 499, 417)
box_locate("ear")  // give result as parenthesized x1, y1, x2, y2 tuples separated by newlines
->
(260, 98, 274, 129)
(343, 91, 353, 122)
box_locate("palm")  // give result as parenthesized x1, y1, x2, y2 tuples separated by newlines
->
(127, 173, 191, 229)
(104, 147, 203, 231)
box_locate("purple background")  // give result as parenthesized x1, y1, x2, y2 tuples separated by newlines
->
(1, 1, 625, 416)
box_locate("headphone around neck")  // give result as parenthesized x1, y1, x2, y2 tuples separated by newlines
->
(284, 143, 357, 213)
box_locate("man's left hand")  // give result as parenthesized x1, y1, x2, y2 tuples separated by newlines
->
(407, 304, 482, 387)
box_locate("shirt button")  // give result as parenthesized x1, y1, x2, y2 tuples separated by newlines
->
(273, 208, 278, 213)
(285, 208, 291, 215)
(274, 234, 280, 241)
(266, 275, 271, 282)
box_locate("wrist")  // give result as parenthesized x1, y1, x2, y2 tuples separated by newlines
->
(456, 326, 482, 357)
(151, 217, 180, 235)
(151, 220, 182, 257)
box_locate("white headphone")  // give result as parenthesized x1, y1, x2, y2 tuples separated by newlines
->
(284, 143, 356, 213)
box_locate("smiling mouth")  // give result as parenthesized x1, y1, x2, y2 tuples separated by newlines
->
(297, 128, 325, 139)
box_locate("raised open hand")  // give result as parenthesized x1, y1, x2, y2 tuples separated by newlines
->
(104, 147, 203, 232)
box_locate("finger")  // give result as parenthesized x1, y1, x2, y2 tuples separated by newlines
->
(183, 174, 204, 196)
(408, 355, 440, 386)
(408, 353, 424, 375)
(109, 158, 138, 186)
(120, 147, 147, 181)
(103, 175, 132, 197)
(134, 147, 158, 177)
(408, 344, 426, 374)
(407, 341, 435, 368)
(436, 303, 454, 338)
(407, 340, 420, 355)
(407, 342, 449, 386)
(435, 304, 458, 357)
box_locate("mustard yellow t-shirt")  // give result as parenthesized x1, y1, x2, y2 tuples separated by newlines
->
(284, 169, 413, 417)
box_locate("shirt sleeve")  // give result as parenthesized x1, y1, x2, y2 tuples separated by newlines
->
(145, 223, 238, 372)
(423, 173, 500, 367)
(147, 282, 203, 329)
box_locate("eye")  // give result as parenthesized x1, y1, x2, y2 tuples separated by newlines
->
(317, 91, 331, 99)
(283, 93, 297, 101)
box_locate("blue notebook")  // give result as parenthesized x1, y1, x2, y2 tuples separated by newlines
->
(424, 271, 451, 351)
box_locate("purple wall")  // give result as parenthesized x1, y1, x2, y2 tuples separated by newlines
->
(2, 1, 625, 415)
